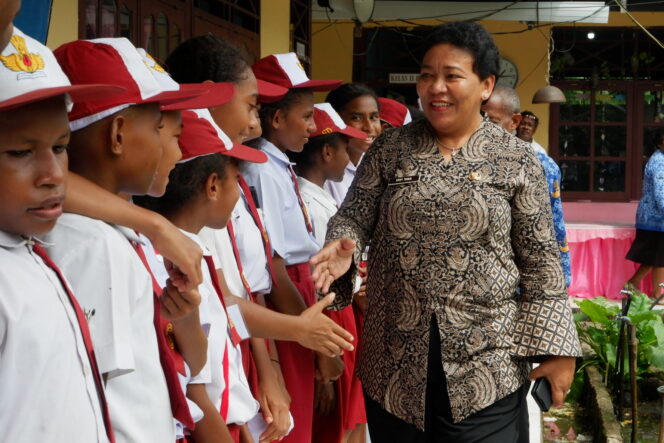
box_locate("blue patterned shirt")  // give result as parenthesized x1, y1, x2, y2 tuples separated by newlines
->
(636, 149, 664, 232)
(536, 152, 572, 287)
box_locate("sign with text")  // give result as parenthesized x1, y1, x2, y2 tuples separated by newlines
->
(389, 73, 419, 84)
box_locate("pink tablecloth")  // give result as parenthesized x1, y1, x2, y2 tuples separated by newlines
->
(568, 223, 652, 299)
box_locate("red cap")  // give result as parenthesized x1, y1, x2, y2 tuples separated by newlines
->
(179, 109, 267, 164)
(54, 38, 206, 130)
(136, 48, 235, 111)
(0, 28, 126, 113)
(253, 53, 342, 92)
(378, 97, 412, 128)
(257, 79, 288, 103)
(311, 103, 367, 139)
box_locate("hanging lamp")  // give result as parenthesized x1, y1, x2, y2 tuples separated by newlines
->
(532, 32, 566, 104)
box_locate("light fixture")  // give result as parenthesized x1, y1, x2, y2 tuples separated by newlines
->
(587, 31, 596, 39)
(532, 32, 567, 104)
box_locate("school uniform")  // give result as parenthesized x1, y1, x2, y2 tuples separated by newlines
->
(46, 214, 176, 443)
(140, 234, 207, 440)
(241, 137, 321, 443)
(324, 156, 363, 207)
(0, 231, 111, 442)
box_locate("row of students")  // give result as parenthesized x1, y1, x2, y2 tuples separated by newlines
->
(0, 15, 412, 442)
(0, 25, 358, 443)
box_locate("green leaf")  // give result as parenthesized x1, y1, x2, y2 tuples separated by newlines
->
(645, 344, 664, 371)
(650, 319, 664, 345)
(628, 293, 652, 316)
(578, 299, 617, 325)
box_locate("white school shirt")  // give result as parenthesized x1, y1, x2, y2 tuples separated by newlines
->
(324, 154, 363, 207)
(139, 234, 207, 439)
(241, 138, 320, 266)
(0, 230, 109, 443)
(298, 177, 338, 247)
(46, 214, 175, 443)
(152, 229, 259, 425)
(199, 189, 272, 298)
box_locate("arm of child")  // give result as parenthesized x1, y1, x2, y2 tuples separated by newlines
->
(230, 294, 354, 358)
(64, 172, 203, 290)
(160, 282, 208, 376)
(186, 384, 234, 443)
(267, 255, 308, 315)
(250, 337, 291, 443)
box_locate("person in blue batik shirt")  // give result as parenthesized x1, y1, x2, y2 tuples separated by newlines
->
(626, 128, 664, 297)
(484, 91, 572, 287)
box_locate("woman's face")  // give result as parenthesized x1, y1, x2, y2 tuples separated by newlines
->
(416, 43, 494, 138)
(208, 68, 259, 144)
(149, 110, 182, 197)
(271, 92, 316, 153)
(338, 95, 382, 156)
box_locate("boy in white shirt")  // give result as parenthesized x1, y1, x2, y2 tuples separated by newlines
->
(0, 28, 125, 442)
(46, 38, 209, 443)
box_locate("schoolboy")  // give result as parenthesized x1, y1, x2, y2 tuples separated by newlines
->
(0, 28, 125, 442)
(47, 37, 209, 443)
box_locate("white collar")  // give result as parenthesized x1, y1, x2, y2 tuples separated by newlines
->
(298, 177, 338, 211)
(0, 230, 52, 249)
(256, 137, 294, 166)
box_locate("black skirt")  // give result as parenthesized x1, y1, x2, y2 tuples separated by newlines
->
(626, 228, 664, 266)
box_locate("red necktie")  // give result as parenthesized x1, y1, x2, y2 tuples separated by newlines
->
(202, 255, 238, 420)
(287, 166, 315, 234)
(32, 243, 116, 443)
(237, 176, 277, 287)
(131, 240, 195, 430)
(226, 219, 254, 301)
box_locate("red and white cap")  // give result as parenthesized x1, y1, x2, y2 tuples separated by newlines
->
(54, 38, 206, 131)
(253, 53, 342, 92)
(311, 103, 368, 139)
(137, 48, 235, 111)
(257, 79, 288, 103)
(378, 97, 412, 128)
(179, 108, 267, 164)
(0, 28, 125, 112)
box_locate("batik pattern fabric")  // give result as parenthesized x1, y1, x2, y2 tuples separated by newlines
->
(636, 150, 664, 232)
(536, 152, 571, 287)
(326, 118, 582, 429)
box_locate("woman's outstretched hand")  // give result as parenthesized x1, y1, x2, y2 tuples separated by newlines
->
(310, 238, 357, 293)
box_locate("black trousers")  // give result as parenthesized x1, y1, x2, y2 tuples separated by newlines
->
(365, 318, 529, 443)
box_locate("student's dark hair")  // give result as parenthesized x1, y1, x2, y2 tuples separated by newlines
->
(288, 133, 347, 173)
(256, 87, 313, 136)
(134, 154, 233, 217)
(423, 21, 500, 81)
(165, 34, 251, 84)
(521, 110, 540, 126)
(325, 83, 379, 114)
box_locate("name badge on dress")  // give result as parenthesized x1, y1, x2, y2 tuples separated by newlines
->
(388, 175, 420, 186)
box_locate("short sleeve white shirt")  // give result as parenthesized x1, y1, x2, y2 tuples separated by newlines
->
(46, 214, 175, 443)
(149, 229, 259, 425)
(241, 138, 320, 266)
(531, 140, 547, 154)
(0, 230, 109, 443)
(324, 154, 363, 207)
(298, 177, 338, 246)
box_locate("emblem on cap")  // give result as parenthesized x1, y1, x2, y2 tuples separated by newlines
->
(0, 34, 45, 76)
(143, 52, 166, 74)
(321, 128, 333, 134)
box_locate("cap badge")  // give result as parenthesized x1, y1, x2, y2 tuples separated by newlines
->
(321, 127, 333, 134)
(0, 34, 45, 76)
(143, 52, 166, 74)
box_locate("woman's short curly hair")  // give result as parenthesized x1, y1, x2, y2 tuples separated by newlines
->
(423, 21, 500, 82)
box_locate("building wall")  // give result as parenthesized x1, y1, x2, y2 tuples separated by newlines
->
(260, 0, 291, 57)
(46, 0, 78, 49)
(312, 11, 664, 150)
